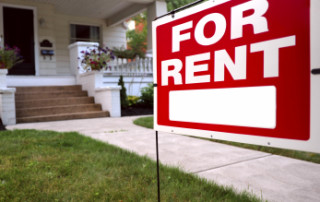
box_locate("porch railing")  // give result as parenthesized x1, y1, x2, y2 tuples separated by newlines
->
(104, 57, 153, 76)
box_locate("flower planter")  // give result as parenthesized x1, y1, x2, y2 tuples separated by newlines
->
(0, 69, 8, 89)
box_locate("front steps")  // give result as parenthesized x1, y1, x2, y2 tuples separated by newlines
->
(15, 85, 109, 123)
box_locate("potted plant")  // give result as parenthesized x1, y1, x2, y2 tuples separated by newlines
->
(0, 45, 23, 88)
(80, 46, 115, 72)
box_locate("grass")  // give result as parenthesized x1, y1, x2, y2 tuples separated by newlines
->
(133, 116, 320, 164)
(0, 129, 261, 201)
(133, 116, 154, 129)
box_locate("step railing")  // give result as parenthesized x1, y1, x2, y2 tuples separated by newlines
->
(104, 56, 153, 76)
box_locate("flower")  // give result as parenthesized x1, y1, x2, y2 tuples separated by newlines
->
(80, 46, 114, 71)
(0, 45, 23, 69)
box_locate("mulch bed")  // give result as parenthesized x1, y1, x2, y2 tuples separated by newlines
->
(121, 106, 153, 117)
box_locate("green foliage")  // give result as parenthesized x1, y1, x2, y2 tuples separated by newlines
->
(133, 116, 154, 129)
(0, 129, 261, 201)
(126, 30, 147, 58)
(166, 0, 197, 11)
(118, 75, 129, 108)
(128, 95, 140, 107)
(139, 83, 154, 108)
(0, 45, 23, 69)
(126, 12, 147, 58)
(122, 0, 198, 60)
(112, 47, 136, 59)
(211, 139, 320, 164)
(80, 46, 114, 71)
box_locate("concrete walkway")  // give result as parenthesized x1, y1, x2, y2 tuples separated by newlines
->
(7, 116, 320, 202)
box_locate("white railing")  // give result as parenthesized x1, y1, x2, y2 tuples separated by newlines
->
(101, 56, 153, 96)
(104, 57, 153, 76)
(68, 42, 154, 97)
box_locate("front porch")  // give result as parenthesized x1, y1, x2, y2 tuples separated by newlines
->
(0, 0, 167, 125)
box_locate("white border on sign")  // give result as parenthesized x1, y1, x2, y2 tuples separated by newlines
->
(152, 0, 320, 153)
(169, 86, 276, 128)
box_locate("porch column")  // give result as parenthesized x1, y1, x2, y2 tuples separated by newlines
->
(68, 42, 121, 117)
(0, 88, 16, 125)
(68, 42, 99, 76)
(146, 0, 167, 56)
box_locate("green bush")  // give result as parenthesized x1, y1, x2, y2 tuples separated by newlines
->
(128, 96, 140, 107)
(118, 75, 129, 108)
(139, 83, 153, 108)
(112, 47, 136, 59)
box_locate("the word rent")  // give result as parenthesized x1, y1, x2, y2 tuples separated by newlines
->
(161, 0, 296, 86)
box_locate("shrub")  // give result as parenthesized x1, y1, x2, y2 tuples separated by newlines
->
(128, 96, 140, 107)
(118, 75, 129, 108)
(112, 47, 136, 59)
(139, 83, 153, 108)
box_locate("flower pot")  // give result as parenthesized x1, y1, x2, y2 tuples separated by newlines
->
(0, 69, 8, 89)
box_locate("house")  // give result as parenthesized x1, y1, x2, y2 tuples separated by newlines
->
(0, 0, 167, 125)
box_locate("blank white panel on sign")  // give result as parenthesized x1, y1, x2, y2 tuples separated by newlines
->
(169, 86, 276, 128)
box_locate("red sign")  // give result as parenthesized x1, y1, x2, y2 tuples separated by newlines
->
(154, 0, 311, 141)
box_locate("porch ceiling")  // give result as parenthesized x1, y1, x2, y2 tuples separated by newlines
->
(30, 0, 156, 23)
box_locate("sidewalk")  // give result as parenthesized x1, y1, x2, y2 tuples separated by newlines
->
(7, 116, 320, 202)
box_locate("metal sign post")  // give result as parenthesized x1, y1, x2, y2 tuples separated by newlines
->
(155, 130, 160, 202)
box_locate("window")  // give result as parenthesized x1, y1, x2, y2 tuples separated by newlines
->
(70, 24, 100, 43)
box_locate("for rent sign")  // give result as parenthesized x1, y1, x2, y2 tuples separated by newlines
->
(153, 0, 320, 153)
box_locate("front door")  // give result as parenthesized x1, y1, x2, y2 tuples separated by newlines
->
(3, 6, 35, 75)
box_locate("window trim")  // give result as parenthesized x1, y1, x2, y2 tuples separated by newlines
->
(69, 23, 102, 44)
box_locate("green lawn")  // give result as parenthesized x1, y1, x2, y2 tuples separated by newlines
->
(133, 116, 320, 164)
(133, 116, 154, 129)
(0, 129, 261, 201)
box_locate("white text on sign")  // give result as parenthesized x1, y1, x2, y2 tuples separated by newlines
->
(161, 0, 296, 86)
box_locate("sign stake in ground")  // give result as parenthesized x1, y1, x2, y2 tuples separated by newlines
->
(153, 0, 320, 153)
(155, 131, 160, 202)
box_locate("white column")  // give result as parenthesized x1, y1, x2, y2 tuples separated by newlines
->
(95, 86, 121, 117)
(0, 88, 16, 125)
(146, 0, 168, 56)
(77, 71, 104, 97)
(77, 70, 121, 117)
(68, 42, 99, 76)
(0, 69, 8, 88)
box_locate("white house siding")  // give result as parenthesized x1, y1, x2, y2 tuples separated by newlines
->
(103, 24, 128, 50)
(38, 4, 56, 76)
(1, 0, 127, 76)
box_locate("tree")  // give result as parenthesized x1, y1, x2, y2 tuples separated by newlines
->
(166, 0, 197, 11)
(124, 0, 197, 58)
(118, 75, 129, 108)
(126, 12, 147, 58)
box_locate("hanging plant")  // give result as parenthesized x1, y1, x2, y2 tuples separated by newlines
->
(80, 46, 115, 71)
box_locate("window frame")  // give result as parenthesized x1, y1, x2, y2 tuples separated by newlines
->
(69, 23, 101, 44)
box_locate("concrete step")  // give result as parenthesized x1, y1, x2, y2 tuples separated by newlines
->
(16, 97, 95, 108)
(14, 85, 110, 123)
(15, 85, 82, 93)
(16, 104, 102, 118)
(17, 111, 110, 123)
(15, 91, 88, 101)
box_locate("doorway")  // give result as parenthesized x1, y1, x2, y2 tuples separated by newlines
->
(3, 6, 35, 75)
